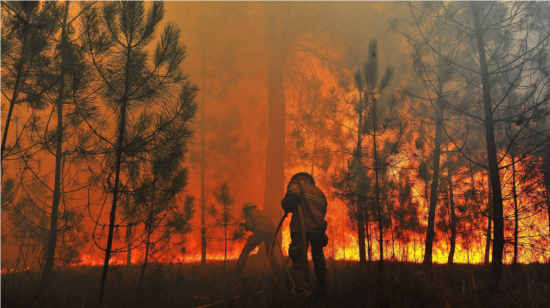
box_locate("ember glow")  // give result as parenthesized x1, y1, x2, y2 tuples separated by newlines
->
(72, 246, 259, 267)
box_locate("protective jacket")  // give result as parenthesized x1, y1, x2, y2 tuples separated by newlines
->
(242, 208, 275, 234)
(281, 180, 328, 234)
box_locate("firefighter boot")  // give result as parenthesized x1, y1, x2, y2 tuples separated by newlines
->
(316, 274, 326, 298)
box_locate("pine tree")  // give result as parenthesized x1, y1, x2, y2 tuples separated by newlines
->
(79, 2, 197, 304)
(360, 39, 396, 267)
(1, 1, 59, 161)
(208, 181, 237, 280)
(399, 0, 550, 285)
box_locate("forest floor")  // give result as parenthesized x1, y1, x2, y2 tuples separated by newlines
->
(2, 256, 550, 308)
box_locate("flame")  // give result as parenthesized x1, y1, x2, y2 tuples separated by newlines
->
(1, 267, 30, 274)
(274, 150, 549, 265)
(145, 151, 547, 266)
(69, 243, 259, 267)
(3, 147, 547, 273)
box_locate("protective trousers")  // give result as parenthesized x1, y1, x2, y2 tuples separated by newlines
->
(288, 232, 326, 298)
(236, 231, 281, 273)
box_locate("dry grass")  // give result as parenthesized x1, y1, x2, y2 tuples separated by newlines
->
(2, 257, 550, 308)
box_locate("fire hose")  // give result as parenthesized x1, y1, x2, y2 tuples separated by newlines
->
(268, 204, 309, 298)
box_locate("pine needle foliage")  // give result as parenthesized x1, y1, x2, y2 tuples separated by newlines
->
(78, 1, 198, 304)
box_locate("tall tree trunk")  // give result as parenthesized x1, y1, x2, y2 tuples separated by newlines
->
(224, 215, 227, 275)
(413, 226, 417, 262)
(342, 202, 346, 260)
(1, 26, 29, 160)
(447, 172, 456, 265)
(423, 36, 444, 267)
(126, 225, 132, 266)
(139, 195, 155, 292)
(365, 205, 372, 262)
(263, 5, 288, 226)
(99, 33, 133, 307)
(200, 50, 207, 266)
(355, 93, 367, 267)
(484, 175, 492, 265)
(390, 211, 395, 260)
(138, 212, 153, 294)
(423, 105, 442, 266)
(512, 156, 519, 265)
(40, 1, 70, 289)
(472, 3, 505, 286)
(372, 93, 383, 267)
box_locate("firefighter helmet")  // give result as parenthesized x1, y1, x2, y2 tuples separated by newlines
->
(290, 172, 316, 185)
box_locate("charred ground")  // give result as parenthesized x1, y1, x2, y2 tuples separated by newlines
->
(3, 260, 550, 308)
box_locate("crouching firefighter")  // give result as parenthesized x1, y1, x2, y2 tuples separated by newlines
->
(281, 172, 328, 300)
(235, 202, 281, 277)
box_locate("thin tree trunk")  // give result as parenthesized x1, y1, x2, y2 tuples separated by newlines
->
(372, 93, 383, 267)
(126, 225, 132, 266)
(411, 193, 417, 263)
(484, 175, 492, 266)
(413, 227, 416, 263)
(447, 172, 456, 265)
(221, 203, 228, 285)
(343, 202, 346, 260)
(1, 27, 29, 160)
(512, 156, 519, 265)
(365, 205, 372, 262)
(356, 94, 367, 267)
(40, 1, 70, 289)
(423, 35, 444, 267)
(390, 211, 395, 260)
(423, 110, 443, 266)
(200, 50, 207, 266)
(99, 33, 133, 307)
(404, 234, 408, 259)
(224, 217, 227, 274)
(139, 190, 155, 292)
(472, 3, 505, 286)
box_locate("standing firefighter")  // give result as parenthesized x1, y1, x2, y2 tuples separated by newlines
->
(281, 172, 328, 300)
(235, 202, 281, 276)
